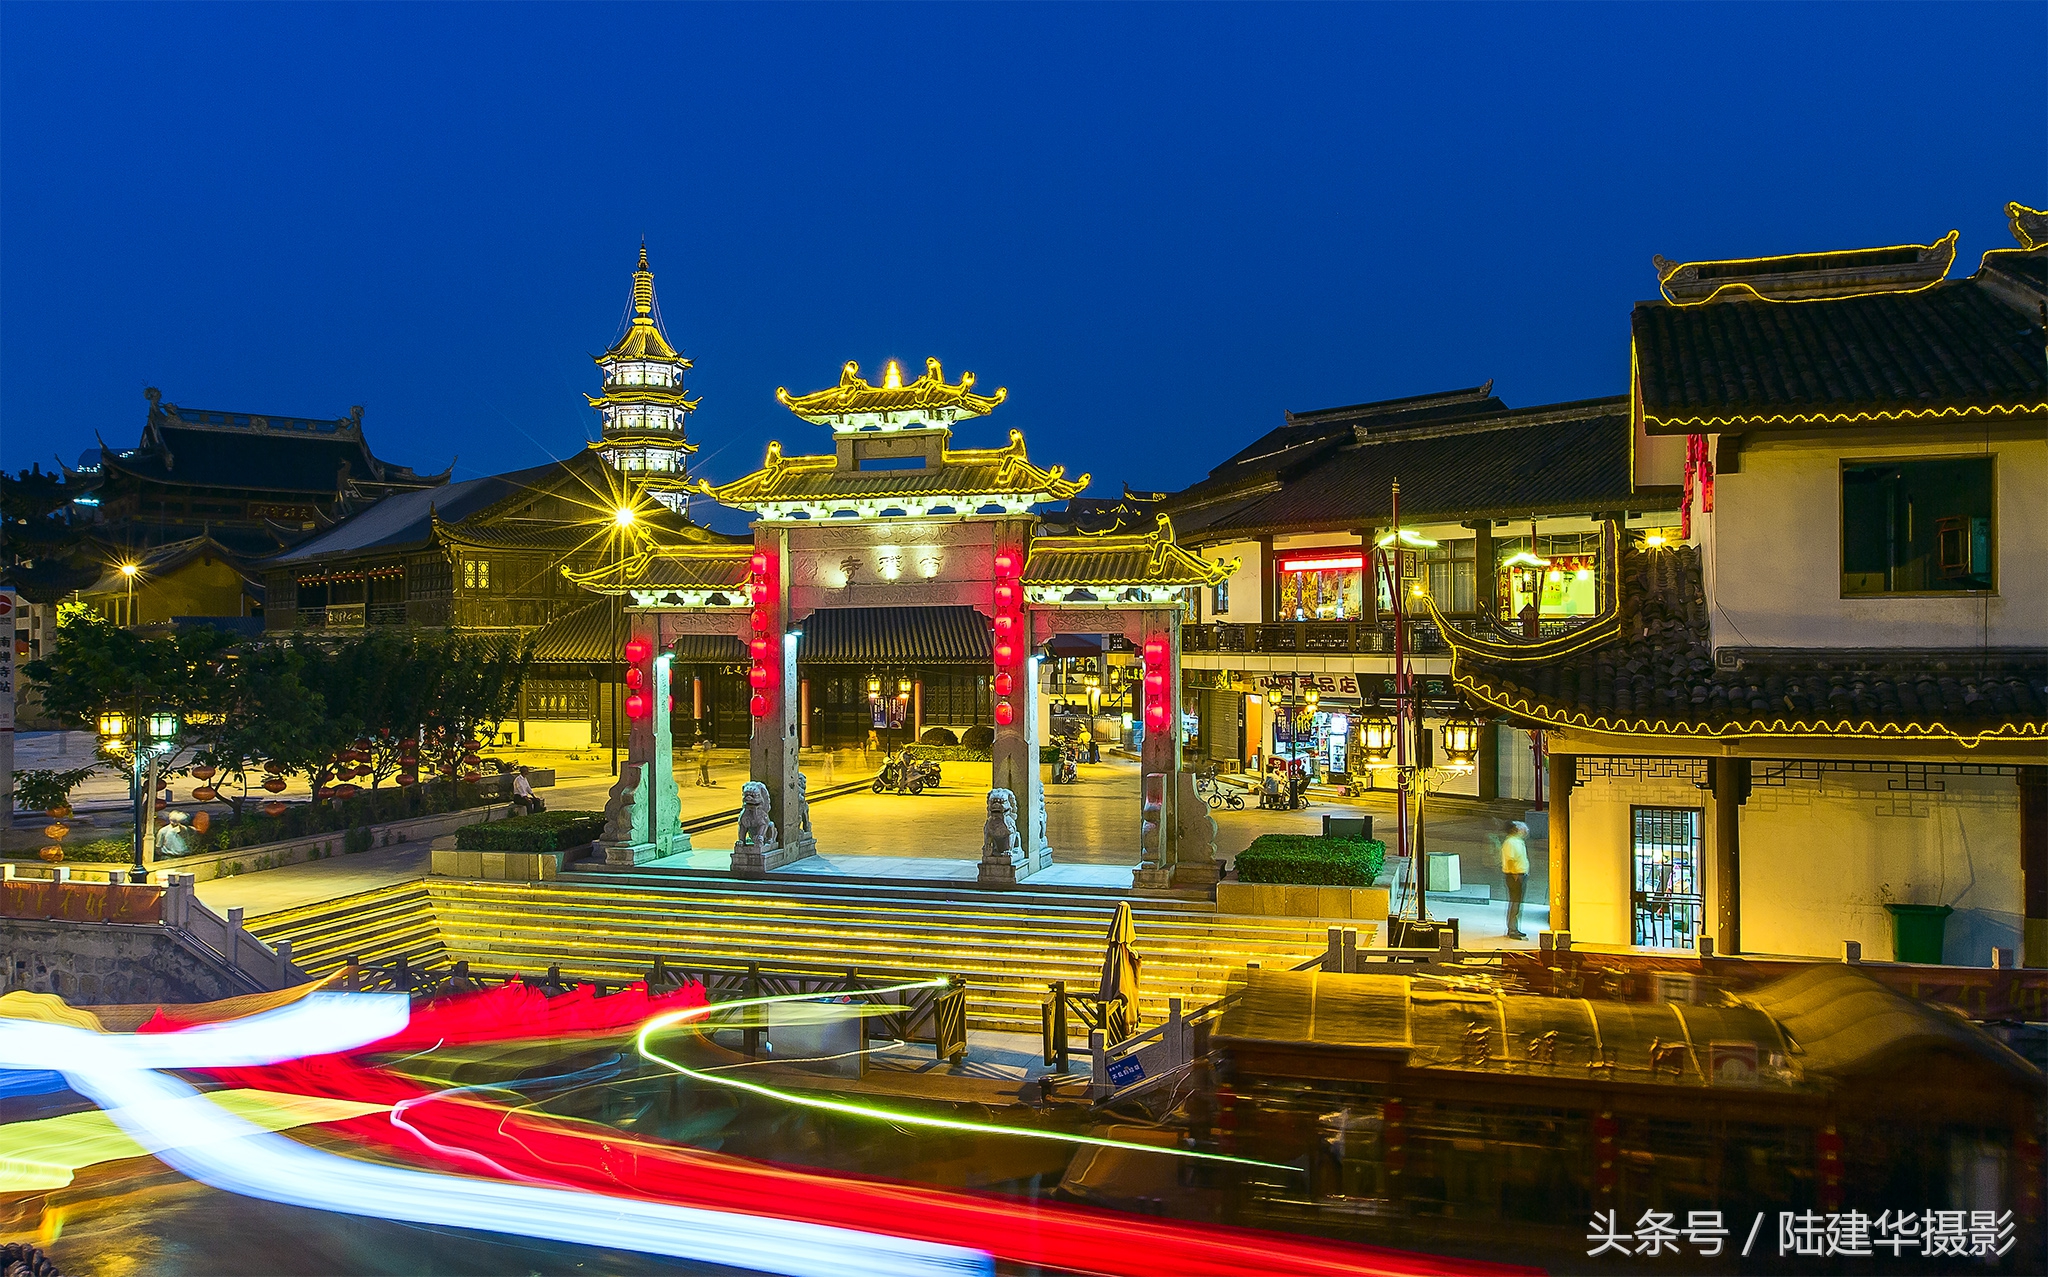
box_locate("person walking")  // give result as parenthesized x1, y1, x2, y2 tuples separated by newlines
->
(1501, 820, 1531, 939)
(694, 735, 717, 787)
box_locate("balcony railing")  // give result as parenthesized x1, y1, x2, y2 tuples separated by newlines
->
(1182, 620, 1449, 657)
(1183, 614, 1596, 658)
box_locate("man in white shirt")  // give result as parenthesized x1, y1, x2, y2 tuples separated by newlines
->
(511, 766, 536, 816)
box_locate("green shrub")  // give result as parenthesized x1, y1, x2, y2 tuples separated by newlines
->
(1039, 745, 1060, 764)
(454, 810, 605, 854)
(198, 778, 500, 852)
(903, 745, 993, 763)
(343, 826, 374, 855)
(1234, 834, 1386, 887)
(65, 838, 135, 863)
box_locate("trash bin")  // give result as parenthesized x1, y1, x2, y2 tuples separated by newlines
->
(1884, 903, 1953, 964)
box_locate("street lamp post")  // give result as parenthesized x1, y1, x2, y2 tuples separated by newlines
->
(99, 704, 179, 879)
(120, 562, 138, 627)
(610, 502, 637, 777)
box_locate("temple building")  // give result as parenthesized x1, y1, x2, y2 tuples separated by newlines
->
(74, 390, 449, 556)
(1160, 384, 1680, 801)
(571, 357, 1231, 888)
(1439, 218, 2047, 967)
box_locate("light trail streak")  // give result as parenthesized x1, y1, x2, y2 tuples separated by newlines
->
(0, 994, 990, 1277)
(634, 978, 1296, 1173)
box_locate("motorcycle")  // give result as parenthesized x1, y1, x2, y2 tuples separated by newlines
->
(872, 751, 941, 795)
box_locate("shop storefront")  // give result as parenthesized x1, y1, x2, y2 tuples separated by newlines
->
(1275, 549, 1367, 620)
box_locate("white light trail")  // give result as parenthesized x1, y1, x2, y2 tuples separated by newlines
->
(0, 994, 989, 1277)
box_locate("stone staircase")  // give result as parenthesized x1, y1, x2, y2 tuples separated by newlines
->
(247, 875, 1331, 1034)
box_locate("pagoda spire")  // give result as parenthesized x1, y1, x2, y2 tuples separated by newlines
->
(587, 242, 700, 512)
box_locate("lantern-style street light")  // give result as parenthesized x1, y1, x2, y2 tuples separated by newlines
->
(98, 704, 180, 878)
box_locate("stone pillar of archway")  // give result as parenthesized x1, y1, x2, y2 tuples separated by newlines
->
(1131, 607, 1217, 891)
(598, 611, 685, 865)
(983, 518, 1049, 887)
(739, 526, 813, 876)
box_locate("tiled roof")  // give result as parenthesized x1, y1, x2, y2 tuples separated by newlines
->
(703, 432, 1086, 510)
(562, 545, 753, 593)
(1631, 276, 2048, 433)
(1446, 544, 2048, 743)
(671, 634, 747, 664)
(266, 462, 571, 563)
(777, 358, 1005, 422)
(796, 605, 991, 665)
(1023, 515, 1232, 587)
(528, 600, 617, 663)
(1170, 398, 1646, 543)
(78, 534, 261, 597)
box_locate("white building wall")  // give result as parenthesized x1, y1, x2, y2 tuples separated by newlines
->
(1741, 770, 2020, 965)
(1202, 540, 1263, 623)
(1701, 425, 2048, 652)
(1567, 766, 2022, 964)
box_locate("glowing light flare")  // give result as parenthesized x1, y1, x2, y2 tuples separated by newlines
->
(613, 505, 638, 528)
(1374, 529, 1437, 549)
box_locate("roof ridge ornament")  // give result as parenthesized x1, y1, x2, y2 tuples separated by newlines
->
(2007, 202, 2048, 250)
(1654, 231, 1958, 306)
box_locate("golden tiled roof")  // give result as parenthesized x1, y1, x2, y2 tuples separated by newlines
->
(776, 358, 1006, 422)
(700, 430, 1086, 511)
(1023, 514, 1233, 588)
(561, 544, 754, 594)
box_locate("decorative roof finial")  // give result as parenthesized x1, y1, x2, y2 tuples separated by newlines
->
(883, 360, 903, 390)
(639, 240, 650, 271)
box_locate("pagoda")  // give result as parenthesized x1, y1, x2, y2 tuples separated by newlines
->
(587, 244, 700, 512)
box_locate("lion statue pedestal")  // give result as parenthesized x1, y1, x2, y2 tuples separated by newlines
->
(730, 779, 815, 877)
(976, 786, 1052, 888)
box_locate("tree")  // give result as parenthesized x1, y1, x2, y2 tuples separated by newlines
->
(0, 464, 99, 603)
(180, 642, 331, 818)
(24, 609, 239, 745)
(421, 633, 531, 782)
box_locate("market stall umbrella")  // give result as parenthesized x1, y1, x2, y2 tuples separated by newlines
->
(1096, 901, 1143, 1042)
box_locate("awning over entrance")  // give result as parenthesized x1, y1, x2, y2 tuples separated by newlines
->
(672, 634, 747, 664)
(798, 605, 992, 665)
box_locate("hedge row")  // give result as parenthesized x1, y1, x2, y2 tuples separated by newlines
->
(195, 780, 504, 853)
(1234, 834, 1386, 887)
(454, 810, 606, 854)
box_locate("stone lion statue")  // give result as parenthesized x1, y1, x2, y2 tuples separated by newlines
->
(793, 769, 811, 835)
(736, 780, 778, 850)
(982, 787, 1021, 861)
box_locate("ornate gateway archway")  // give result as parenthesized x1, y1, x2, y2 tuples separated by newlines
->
(569, 359, 1232, 890)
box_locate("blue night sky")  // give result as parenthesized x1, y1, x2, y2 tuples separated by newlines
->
(2, 2, 2041, 526)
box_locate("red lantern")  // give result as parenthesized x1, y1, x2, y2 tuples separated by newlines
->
(397, 774, 418, 787)
(623, 637, 652, 663)
(1144, 638, 1166, 661)
(751, 612, 769, 632)
(994, 700, 1014, 726)
(750, 637, 770, 660)
(751, 552, 769, 575)
(749, 692, 768, 717)
(262, 801, 288, 818)
(748, 665, 769, 689)
(994, 583, 1016, 605)
(625, 692, 649, 719)
(462, 771, 482, 783)
(994, 553, 1017, 574)
(263, 759, 284, 775)
(994, 642, 1014, 665)
(1146, 705, 1170, 731)
(333, 784, 360, 799)
(993, 615, 1014, 634)
(993, 672, 1013, 697)
(625, 668, 644, 689)
(263, 776, 287, 793)
(190, 765, 217, 781)
(192, 786, 219, 802)
(1146, 670, 1166, 693)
